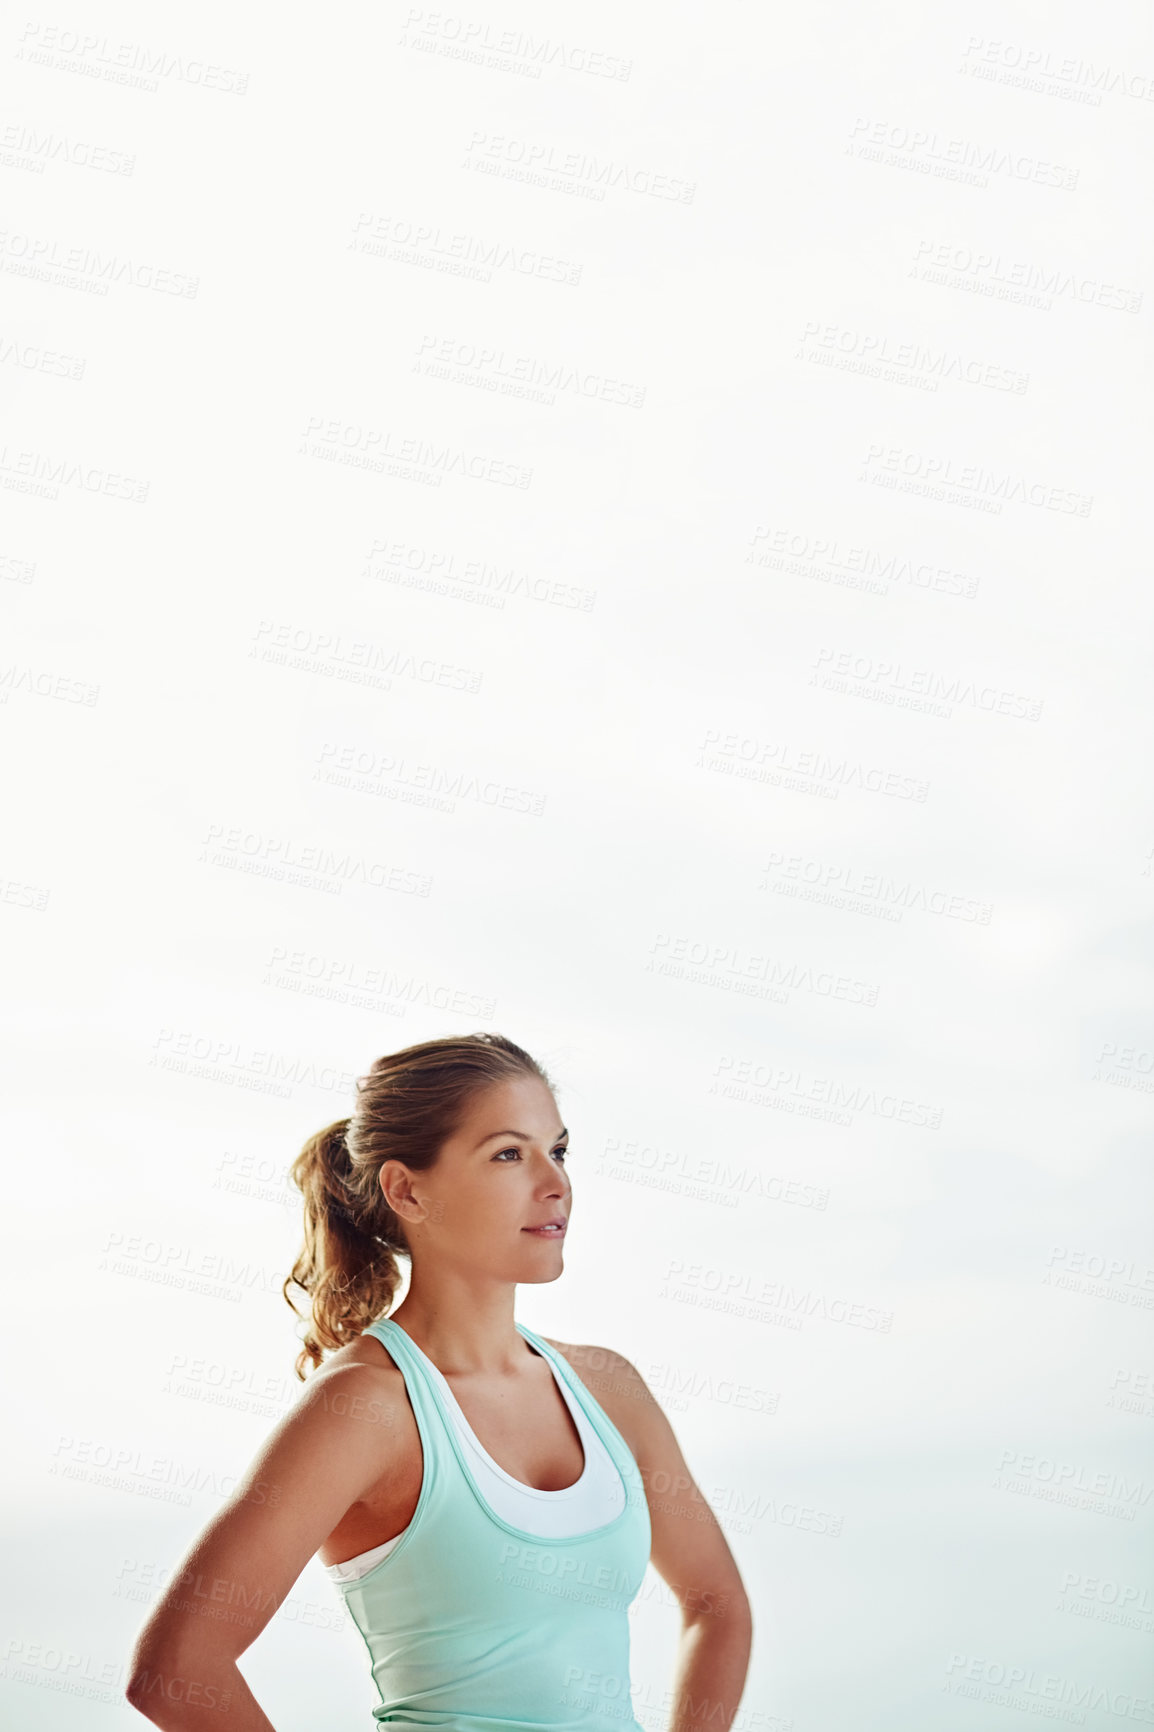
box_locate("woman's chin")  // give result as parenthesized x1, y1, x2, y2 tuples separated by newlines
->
(515, 1251, 565, 1283)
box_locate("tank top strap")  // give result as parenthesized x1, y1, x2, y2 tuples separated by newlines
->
(362, 1316, 457, 1459)
(513, 1322, 647, 1504)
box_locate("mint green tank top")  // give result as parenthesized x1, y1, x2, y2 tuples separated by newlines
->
(332, 1317, 652, 1732)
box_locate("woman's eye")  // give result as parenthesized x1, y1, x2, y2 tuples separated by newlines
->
(491, 1146, 569, 1161)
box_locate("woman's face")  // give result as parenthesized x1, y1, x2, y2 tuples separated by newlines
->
(380, 1073, 572, 1283)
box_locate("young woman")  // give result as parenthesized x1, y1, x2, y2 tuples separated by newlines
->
(126, 1032, 753, 1731)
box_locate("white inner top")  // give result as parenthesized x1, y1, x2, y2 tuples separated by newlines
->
(325, 1334, 626, 1582)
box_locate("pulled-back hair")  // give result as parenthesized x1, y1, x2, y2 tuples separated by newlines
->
(282, 1032, 553, 1378)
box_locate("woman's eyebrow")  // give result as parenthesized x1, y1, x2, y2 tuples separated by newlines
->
(472, 1126, 569, 1150)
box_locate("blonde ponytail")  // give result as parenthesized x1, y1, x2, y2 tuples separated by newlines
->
(282, 1117, 404, 1378)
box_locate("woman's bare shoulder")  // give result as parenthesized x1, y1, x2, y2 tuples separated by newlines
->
(316, 1329, 409, 1392)
(270, 1335, 413, 1441)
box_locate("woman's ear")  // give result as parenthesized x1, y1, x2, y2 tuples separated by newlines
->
(380, 1159, 427, 1225)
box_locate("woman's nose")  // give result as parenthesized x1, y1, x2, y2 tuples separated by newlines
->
(532, 1148, 569, 1191)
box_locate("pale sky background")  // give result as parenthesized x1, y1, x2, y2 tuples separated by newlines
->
(3, 1, 1153, 1729)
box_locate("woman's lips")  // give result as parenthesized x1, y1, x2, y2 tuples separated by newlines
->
(522, 1222, 566, 1235)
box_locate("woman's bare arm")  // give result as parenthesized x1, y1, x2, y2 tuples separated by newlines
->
(125, 1361, 404, 1730)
